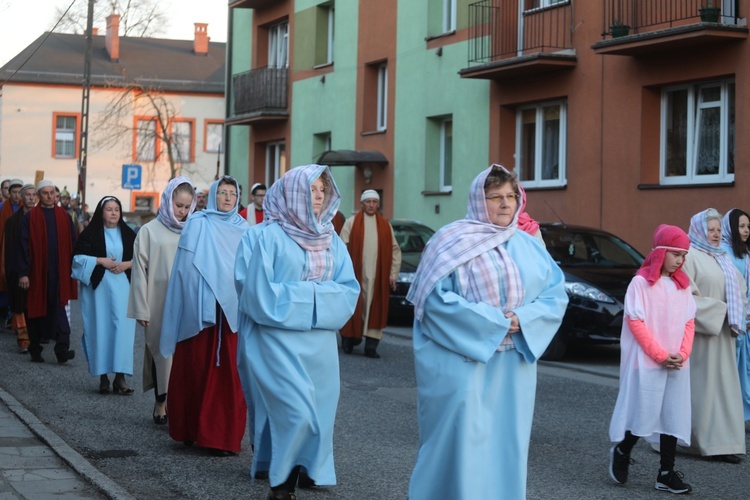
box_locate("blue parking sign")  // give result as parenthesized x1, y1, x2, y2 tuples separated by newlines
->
(122, 164, 142, 190)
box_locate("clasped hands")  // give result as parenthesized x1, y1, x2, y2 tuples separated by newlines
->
(97, 257, 130, 274)
(661, 353, 684, 370)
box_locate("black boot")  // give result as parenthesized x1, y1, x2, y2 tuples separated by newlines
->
(341, 335, 354, 354)
(364, 337, 381, 358)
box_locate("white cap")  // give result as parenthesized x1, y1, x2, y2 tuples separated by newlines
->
(360, 189, 379, 202)
(36, 179, 54, 191)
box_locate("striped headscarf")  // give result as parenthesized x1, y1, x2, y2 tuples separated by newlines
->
(689, 208, 745, 335)
(156, 176, 197, 233)
(721, 208, 750, 314)
(407, 164, 524, 321)
(263, 164, 340, 282)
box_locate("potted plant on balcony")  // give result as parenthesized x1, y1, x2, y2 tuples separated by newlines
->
(699, 0, 721, 22)
(609, 21, 630, 38)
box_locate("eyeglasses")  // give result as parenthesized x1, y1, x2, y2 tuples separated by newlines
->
(217, 190, 238, 198)
(485, 194, 519, 203)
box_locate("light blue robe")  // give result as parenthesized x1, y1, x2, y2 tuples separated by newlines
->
(72, 227, 136, 377)
(408, 231, 568, 500)
(237, 223, 359, 487)
(233, 221, 267, 445)
(721, 242, 750, 420)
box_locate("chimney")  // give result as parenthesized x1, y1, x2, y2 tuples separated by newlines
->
(92, 27, 99, 36)
(194, 23, 209, 55)
(105, 14, 120, 62)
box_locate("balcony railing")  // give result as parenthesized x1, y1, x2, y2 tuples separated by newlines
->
(232, 67, 288, 118)
(468, 0, 572, 65)
(602, 0, 741, 38)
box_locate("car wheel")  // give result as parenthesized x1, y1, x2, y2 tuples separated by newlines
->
(541, 334, 567, 361)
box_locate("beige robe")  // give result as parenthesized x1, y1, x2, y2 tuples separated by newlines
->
(682, 249, 746, 456)
(340, 214, 402, 340)
(127, 219, 180, 394)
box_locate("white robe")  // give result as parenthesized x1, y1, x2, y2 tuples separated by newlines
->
(609, 276, 696, 447)
(682, 249, 746, 456)
(127, 219, 180, 394)
(340, 214, 401, 339)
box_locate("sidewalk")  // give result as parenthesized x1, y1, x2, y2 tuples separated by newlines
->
(0, 387, 133, 500)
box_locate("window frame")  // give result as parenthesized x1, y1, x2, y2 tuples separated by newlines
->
(133, 116, 160, 163)
(439, 117, 453, 192)
(515, 100, 567, 188)
(170, 118, 195, 164)
(268, 21, 290, 69)
(376, 63, 388, 132)
(326, 4, 335, 64)
(266, 141, 286, 186)
(52, 112, 80, 159)
(204, 120, 224, 154)
(659, 79, 735, 185)
(524, 0, 568, 12)
(443, 0, 457, 33)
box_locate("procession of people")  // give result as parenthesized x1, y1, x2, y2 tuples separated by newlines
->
(1, 165, 748, 499)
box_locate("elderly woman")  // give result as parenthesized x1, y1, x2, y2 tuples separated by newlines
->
(721, 209, 750, 425)
(160, 176, 247, 456)
(72, 196, 137, 394)
(236, 165, 359, 500)
(682, 208, 746, 463)
(128, 177, 196, 424)
(406, 165, 568, 500)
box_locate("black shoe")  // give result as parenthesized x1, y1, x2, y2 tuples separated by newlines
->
(99, 376, 110, 394)
(57, 350, 75, 364)
(655, 469, 692, 494)
(210, 448, 236, 457)
(298, 471, 316, 489)
(183, 441, 195, 447)
(609, 445, 633, 485)
(716, 454, 741, 464)
(30, 353, 45, 363)
(267, 490, 296, 500)
(152, 405, 168, 425)
(341, 336, 354, 354)
(364, 348, 381, 358)
(112, 379, 134, 395)
(254, 470, 269, 480)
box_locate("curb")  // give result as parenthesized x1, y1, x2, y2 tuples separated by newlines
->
(0, 387, 136, 500)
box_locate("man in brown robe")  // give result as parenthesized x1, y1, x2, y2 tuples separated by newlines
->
(5, 184, 35, 352)
(339, 190, 401, 358)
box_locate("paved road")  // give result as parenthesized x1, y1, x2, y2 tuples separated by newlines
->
(0, 305, 748, 499)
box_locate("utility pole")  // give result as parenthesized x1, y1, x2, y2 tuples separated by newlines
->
(77, 0, 95, 206)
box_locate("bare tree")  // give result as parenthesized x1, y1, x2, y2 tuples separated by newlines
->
(51, 0, 168, 37)
(93, 83, 194, 187)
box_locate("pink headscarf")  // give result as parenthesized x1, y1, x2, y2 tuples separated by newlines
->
(516, 184, 539, 236)
(636, 224, 690, 289)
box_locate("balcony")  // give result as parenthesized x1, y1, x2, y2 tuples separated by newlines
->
(227, 67, 289, 125)
(593, 0, 748, 56)
(460, 0, 576, 81)
(229, 0, 282, 8)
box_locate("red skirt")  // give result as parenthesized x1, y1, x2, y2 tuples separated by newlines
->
(167, 313, 247, 453)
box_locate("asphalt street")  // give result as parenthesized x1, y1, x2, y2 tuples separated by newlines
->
(0, 303, 748, 499)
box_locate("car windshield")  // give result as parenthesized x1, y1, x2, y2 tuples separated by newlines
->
(542, 228, 643, 268)
(393, 223, 434, 253)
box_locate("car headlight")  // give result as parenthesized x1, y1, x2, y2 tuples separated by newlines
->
(397, 272, 416, 284)
(564, 282, 615, 304)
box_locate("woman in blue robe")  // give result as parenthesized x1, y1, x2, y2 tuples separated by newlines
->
(72, 196, 137, 394)
(406, 165, 568, 500)
(160, 176, 248, 456)
(236, 165, 359, 500)
(720, 208, 750, 422)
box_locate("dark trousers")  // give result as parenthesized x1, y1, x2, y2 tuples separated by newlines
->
(618, 430, 677, 471)
(27, 303, 71, 359)
(152, 359, 167, 403)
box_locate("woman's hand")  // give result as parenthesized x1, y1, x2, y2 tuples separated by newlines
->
(19, 276, 30, 290)
(97, 257, 117, 270)
(661, 353, 683, 369)
(505, 312, 520, 334)
(137, 319, 150, 327)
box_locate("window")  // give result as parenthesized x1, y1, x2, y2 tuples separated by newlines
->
(266, 141, 286, 185)
(377, 63, 388, 131)
(53, 114, 78, 158)
(443, 0, 456, 33)
(661, 79, 735, 185)
(439, 118, 453, 191)
(323, 3, 335, 65)
(269, 21, 289, 69)
(171, 120, 194, 163)
(516, 101, 567, 188)
(313, 132, 332, 160)
(205, 121, 224, 153)
(525, 0, 567, 11)
(135, 118, 158, 162)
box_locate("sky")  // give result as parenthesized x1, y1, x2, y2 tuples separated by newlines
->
(0, 0, 228, 67)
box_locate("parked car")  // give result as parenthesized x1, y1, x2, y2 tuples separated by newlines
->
(388, 219, 435, 324)
(539, 223, 644, 360)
